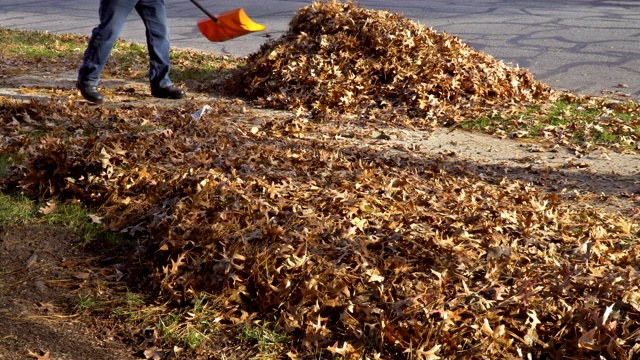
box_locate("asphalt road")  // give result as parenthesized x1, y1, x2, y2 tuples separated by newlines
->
(1, 0, 640, 99)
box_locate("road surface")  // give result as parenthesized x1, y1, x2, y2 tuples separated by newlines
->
(1, 0, 640, 98)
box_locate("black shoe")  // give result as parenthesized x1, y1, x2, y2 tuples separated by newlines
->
(76, 82, 103, 104)
(151, 86, 185, 99)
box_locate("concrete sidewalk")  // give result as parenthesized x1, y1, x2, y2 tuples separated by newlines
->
(1, 0, 640, 99)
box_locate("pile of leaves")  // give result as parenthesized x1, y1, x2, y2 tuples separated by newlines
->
(229, 0, 551, 122)
(1, 3, 638, 358)
(2, 96, 640, 359)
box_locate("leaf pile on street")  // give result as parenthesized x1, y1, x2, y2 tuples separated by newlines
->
(229, 0, 551, 123)
(2, 95, 640, 359)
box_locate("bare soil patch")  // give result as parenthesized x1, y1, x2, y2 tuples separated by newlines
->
(0, 225, 137, 360)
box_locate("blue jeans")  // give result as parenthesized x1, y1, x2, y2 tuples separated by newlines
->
(78, 0, 173, 88)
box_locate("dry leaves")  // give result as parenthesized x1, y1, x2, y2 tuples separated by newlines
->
(2, 94, 639, 358)
(229, 0, 550, 125)
(1, 1, 639, 358)
(27, 350, 51, 360)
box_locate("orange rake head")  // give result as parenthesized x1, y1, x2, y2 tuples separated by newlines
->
(197, 8, 266, 42)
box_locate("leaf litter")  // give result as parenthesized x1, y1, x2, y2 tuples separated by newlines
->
(228, 0, 551, 125)
(1, 1, 640, 358)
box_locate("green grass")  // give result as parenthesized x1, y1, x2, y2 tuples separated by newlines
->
(0, 27, 242, 86)
(112, 288, 146, 316)
(157, 295, 220, 350)
(0, 154, 16, 178)
(240, 319, 289, 358)
(169, 50, 243, 83)
(0, 28, 86, 58)
(72, 292, 104, 313)
(0, 193, 36, 227)
(106, 41, 150, 79)
(460, 98, 640, 149)
(0, 192, 128, 247)
(38, 200, 105, 244)
(109, 34, 241, 84)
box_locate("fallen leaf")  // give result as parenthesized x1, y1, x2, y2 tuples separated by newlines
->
(144, 346, 164, 360)
(27, 350, 51, 360)
(38, 201, 56, 215)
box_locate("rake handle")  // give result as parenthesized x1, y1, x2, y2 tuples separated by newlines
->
(189, 0, 219, 23)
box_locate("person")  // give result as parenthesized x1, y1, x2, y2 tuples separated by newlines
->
(76, 0, 185, 104)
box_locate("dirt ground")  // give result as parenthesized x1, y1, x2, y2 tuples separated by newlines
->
(0, 225, 140, 360)
(1, 65, 639, 360)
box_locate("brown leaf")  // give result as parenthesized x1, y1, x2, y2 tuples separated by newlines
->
(27, 350, 51, 360)
(143, 346, 164, 360)
(38, 201, 56, 215)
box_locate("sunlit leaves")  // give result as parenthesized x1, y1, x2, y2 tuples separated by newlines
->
(2, 94, 639, 358)
(229, 0, 551, 125)
(2, 1, 639, 358)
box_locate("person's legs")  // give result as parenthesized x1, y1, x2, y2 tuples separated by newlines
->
(135, 0, 172, 89)
(78, 0, 137, 86)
